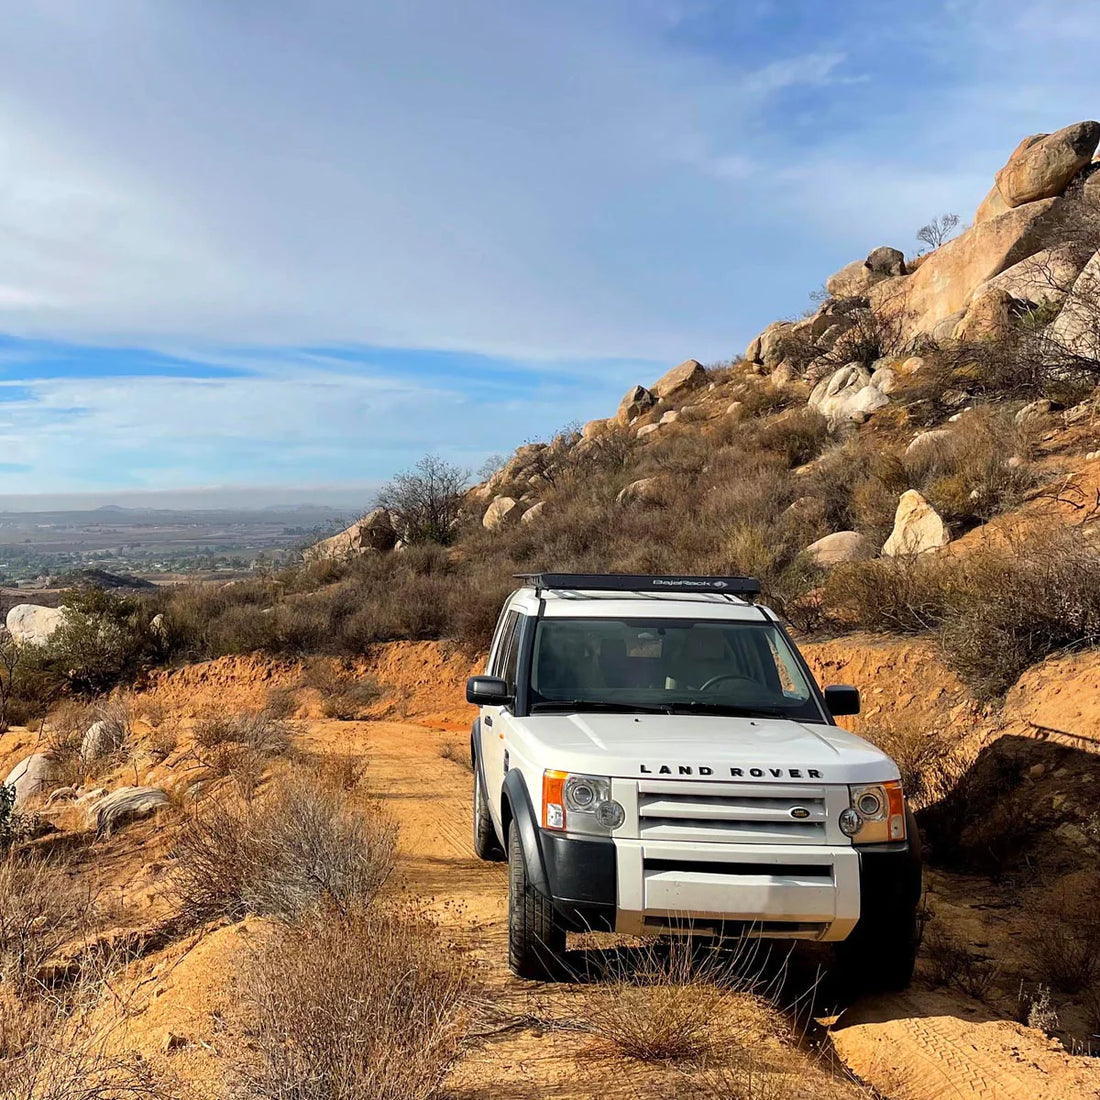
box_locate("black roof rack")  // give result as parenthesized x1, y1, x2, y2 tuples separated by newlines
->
(515, 573, 761, 600)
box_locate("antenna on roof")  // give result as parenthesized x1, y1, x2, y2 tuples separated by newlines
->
(515, 573, 761, 601)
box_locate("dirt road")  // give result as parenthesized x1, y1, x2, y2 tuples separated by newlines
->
(300, 715, 1100, 1100)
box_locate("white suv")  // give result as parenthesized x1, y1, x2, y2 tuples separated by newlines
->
(468, 574, 922, 987)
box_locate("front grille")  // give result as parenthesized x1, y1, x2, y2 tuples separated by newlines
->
(643, 858, 833, 878)
(636, 781, 827, 844)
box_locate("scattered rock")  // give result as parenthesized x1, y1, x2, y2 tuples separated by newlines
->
(3, 754, 55, 808)
(45, 786, 78, 806)
(81, 719, 125, 763)
(864, 246, 907, 280)
(482, 497, 523, 531)
(636, 423, 660, 439)
(806, 531, 871, 566)
(899, 356, 926, 374)
(659, 409, 680, 425)
(581, 418, 612, 440)
(994, 121, 1100, 207)
(807, 364, 889, 426)
(1007, 455, 1026, 469)
(954, 286, 1015, 342)
(617, 385, 654, 424)
(769, 362, 794, 386)
(756, 321, 795, 367)
(653, 359, 706, 399)
(92, 787, 170, 836)
(1015, 399, 1053, 426)
(826, 259, 873, 298)
(725, 401, 745, 421)
(930, 309, 968, 345)
(302, 509, 397, 561)
(519, 500, 550, 526)
(870, 366, 900, 394)
(616, 477, 665, 505)
(882, 490, 951, 557)
(5, 604, 67, 646)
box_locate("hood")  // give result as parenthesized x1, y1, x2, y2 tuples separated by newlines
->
(511, 712, 898, 785)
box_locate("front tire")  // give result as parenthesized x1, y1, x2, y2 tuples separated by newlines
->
(834, 904, 919, 994)
(472, 767, 505, 862)
(507, 822, 565, 980)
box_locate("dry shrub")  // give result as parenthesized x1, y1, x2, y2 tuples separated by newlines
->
(169, 778, 396, 924)
(922, 922, 999, 1000)
(938, 526, 1100, 699)
(147, 719, 180, 762)
(315, 752, 369, 792)
(299, 659, 381, 720)
(236, 903, 471, 1100)
(1020, 886, 1100, 994)
(192, 708, 295, 755)
(438, 742, 472, 771)
(822, 555, 955, 635)
(0, 857, 96, 996)
(569, 941, 770, 1067)
(858, 712, 963, 809)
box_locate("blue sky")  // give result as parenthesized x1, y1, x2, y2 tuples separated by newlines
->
(0, 0, 1099, 507)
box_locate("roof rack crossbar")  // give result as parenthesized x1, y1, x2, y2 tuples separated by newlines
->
(515, 573, 761, 601)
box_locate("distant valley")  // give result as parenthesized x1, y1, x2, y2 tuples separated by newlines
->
(0, 504, 347, 586)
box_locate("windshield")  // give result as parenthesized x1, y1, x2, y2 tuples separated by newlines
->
(529, 617, 822, 720)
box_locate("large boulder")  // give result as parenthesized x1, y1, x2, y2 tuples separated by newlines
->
(616, 477, 666, 505)
(1046, 249, 1100, 361)
(869, 196, 1069, 341)
(882, 491, 951, 557)
(617, 385, 655, 425)
(807, 364, 889, 426)
(519, 500, 550, 526)
(5, 604, 66, 646)
(3, 754, 55, 807)
(864, 246, 907, 280)
(90, 786, 169, 836)
(302, 509, 397, 562)
(994, 122, 1100, 207)
(482, 496, 523, 531)
(954, 286, 1014, 343)
(653, 359, 706, 399)
(748, 321, 794, 367)
(976, 243, 1091, 309)
(826, 260, 873, 299)
(805, 531, 871, 567)
(974, 183, 1011, 225)
(82, 719, 124, 763)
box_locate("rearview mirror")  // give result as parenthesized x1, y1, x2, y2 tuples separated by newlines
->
(824, 684, 860, 717)
(466, 675, 513, 707)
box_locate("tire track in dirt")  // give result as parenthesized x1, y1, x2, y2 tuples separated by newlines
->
(337, 717, 1100, 1100)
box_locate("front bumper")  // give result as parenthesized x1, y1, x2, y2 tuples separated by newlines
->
(538, 829, 920, 942)
(614, 838, 860, 940)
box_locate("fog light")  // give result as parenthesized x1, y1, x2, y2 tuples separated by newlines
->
(595, 800, 625, 830)
(839, 807, 863, 837)
(857, 790, 884, 818)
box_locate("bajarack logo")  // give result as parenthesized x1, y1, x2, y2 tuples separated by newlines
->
(639, 763, 823, 779)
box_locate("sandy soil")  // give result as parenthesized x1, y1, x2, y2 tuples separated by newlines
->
(7, 639, 1100, 1098)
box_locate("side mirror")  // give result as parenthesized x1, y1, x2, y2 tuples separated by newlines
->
(824, 684, 860, 717)
(466, 675, 513, 707)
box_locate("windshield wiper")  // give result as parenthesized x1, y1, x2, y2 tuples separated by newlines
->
(531, 700, 673, 715)
(663, 701, 791, 718)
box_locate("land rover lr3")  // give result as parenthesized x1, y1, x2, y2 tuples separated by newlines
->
(468, 574, 922, 988)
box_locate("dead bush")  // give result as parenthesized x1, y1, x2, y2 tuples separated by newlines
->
(822, 556, 955, 635)
(922, 923, 999, 1000)
(169, 778, 396, 924)
(1020, 886, 1100, 994)
(439, 742, 472, 771)
(236, 903, 470, 1100)
(193, 708, 296, 756)
(0, 856, 96, 996)
(569, 941, 767, 1067)
(858, 712, 966, 811)
(299, 659, 381, 720)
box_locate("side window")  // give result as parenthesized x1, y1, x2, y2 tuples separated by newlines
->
(487, 610, 512, 676)
(500, 613, 523, 689)
(490, 611, 521, 683)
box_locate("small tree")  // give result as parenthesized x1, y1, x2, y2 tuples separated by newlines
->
(917, 213, 961, 251)
(0, 631, 18, 733)
(376, 455, 469, 546)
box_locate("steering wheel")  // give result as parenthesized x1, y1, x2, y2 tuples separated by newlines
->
(699, 673, 760, 692)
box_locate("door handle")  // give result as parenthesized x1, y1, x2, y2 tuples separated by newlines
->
(484, 715, 493, 728)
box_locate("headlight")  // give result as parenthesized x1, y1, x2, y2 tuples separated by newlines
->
(543, 771, 624, 835)
(847, 780, 906, 843)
